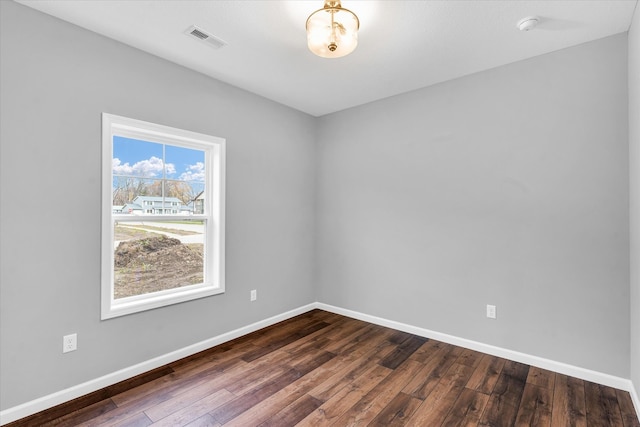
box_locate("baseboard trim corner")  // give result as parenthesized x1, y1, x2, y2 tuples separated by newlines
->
(630, 381, 640, 421)
(316, 302, 634, 394)
(0, 303, 317, 426)
(2, 302, 638, 424)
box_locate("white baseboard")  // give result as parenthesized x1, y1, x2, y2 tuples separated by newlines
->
(2, 301, 638, 424)
(0, 303, 316, 426)
(316, 303, 636, 393)
(631, 382, 640, 422)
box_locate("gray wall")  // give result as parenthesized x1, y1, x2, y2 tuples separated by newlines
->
(316, 34, 630, 377)
(0, 1, 317, 410)
(629, 2, 640, 403)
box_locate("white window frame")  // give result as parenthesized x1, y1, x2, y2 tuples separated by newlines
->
(101, 113, 225, 319)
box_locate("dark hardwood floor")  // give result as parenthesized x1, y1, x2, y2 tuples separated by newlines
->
(7, 309, 640, 426)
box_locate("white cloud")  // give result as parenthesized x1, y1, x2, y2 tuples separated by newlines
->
(179, 162, 205, 182)
(113, 157, 176, 177)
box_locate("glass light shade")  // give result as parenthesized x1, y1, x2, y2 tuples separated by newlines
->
(306, 3, 359, 58)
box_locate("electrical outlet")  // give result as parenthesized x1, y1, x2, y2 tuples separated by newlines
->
(250, 289, 257, 301)
(486, 305, 497, 319)
(63, 333, 77, 353)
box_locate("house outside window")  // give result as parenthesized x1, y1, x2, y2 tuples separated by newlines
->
(102, 113, 225, 319)
(193, 191, 205, 215)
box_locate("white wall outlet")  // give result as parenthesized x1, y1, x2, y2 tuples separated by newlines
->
(486, 304, 497, 319)
(63, 333, 77, 353)
(250, 289, 257, 301)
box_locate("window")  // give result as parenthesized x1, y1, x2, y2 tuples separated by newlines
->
(102, 113, 225, 319)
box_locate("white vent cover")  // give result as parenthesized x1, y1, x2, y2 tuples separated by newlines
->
(185, 25, 227, 49)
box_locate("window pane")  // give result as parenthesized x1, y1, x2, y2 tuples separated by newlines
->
(112, 178, 164, 209)
(166, 144, 205, 203)
(165, 145, 205, 182)
(113, 220, 205, 299)
(113, 137, 164, 178)
(162, 179, 200, 210)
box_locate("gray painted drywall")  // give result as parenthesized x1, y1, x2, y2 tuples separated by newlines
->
(316, 34, 630, 377)
(630, 1, 640, 404)
(0, 1, 316, 410)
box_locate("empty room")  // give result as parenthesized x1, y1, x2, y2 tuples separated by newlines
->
(1, 0, 639, 425)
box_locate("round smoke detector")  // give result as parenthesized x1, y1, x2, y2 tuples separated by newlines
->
(517, 16, 539, 31)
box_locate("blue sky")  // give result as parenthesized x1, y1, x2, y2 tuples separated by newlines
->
(113, 136, 205, 182)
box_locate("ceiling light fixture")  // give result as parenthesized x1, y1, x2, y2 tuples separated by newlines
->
(517, 16, 539, 32)
(306, 0, 359, 58)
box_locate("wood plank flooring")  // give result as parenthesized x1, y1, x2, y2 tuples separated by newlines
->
(7, 309, 640, 426)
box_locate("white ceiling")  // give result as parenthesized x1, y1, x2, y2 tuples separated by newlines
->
(16, 0, 639, 117)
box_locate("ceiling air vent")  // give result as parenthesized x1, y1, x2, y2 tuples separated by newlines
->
(185, 25, 227, 49)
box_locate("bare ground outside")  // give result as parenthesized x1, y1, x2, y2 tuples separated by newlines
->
(114, 225, 204, 299)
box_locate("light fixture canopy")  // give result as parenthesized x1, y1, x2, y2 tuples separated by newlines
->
(517, 16, 539, 32)
(306, 0, 359, 58)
